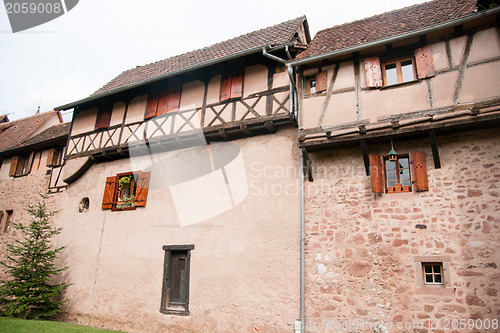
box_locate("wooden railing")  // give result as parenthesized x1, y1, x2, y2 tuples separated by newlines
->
(66, 89, 291, 158)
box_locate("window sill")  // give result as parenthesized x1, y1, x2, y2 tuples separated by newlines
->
(111, 205, 137, 212)
(160, 308, 190, 316)
(415, 286, 455, 296)
(378, 79, 420, 90)
(12, 173, 29, 178)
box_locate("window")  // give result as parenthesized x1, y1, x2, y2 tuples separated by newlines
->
(422, 263, 444, 285)
(275, 63, 286, 73)
(414, 256, 451, 292)
(101, 171, 151, 210)
(160, 245, 194, 316)
(384, 155, 411, 193)
(95, 105, 113, 130)
(382, 57, 416, 86)
(46, 147, 64, 167)
(305, 71, 327, 95)
(9, 152, 33, 177)
(364, 45, 435, 88)
(220, 69, 244, 102)
(3, 210, 13, 233)
(369, 152, 428, 194)
(145, 85, 182, 119)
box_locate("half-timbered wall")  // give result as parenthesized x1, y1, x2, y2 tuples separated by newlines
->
(66, 64, 291, 159)
(299, 25, 500, 138)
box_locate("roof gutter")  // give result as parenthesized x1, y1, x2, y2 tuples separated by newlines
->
(55, 43, 294, 111)
(289, 7, 500, 66)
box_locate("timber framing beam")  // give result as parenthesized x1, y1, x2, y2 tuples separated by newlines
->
(299, 111, 500, 151)
(301, 148, 314, 182)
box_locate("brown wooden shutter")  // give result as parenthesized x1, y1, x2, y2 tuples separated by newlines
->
(157, 91, 169, 116)
(46, 148, 55, 167)
(166, 86, 181, 112)
(145, 94, 159, 119)
(134, 171, 151, 207)
(25, 152, 34, 174)
(369, 154, 384, 193)
(364, 58, 383, 87)
(230, 70, 243, 99)
(316, 71, 327, 92)
(102, 176, 118, 209)
(0, 211, 3, 226)
(9, 156, 18, 177)
(95, 105, 112, 130)
(410, 152, 429, 192)
(414, 45, 435, 79)
(220, 73, 232, 101)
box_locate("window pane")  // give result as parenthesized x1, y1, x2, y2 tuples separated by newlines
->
(401, 60, 415, 82)
(385, 63, 398, 85)
(310, 80, 316, 94)
(424, 265, 432, 273)
(434, 275, 442, 283)
(400, 168, 410, 179)
(399, 158, 409, 168)
(385, 160, 396, 170)
(387, 170, 397, 181)
(401, 179, 411, 186)
(433, 264, 441, 273)
(425, 274, 433, 283)
(388, 180, 396, 187)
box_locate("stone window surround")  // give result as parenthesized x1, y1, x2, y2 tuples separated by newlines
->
(413, 255, 454, 296)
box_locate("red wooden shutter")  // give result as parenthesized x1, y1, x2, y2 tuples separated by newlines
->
(95, 105, 112, 130)
(166, 86, 181, 112)
(410, 152, 429, 192)
(134, 171, 151, 207)
(369, 154, 384, 193)
(157, 91, 170, 116)
(46, 148, 55, 167)
(145, 94, 159, 119)
(220, 73, 232, 101)
(414, 45, 435, 79)
(316, 71, 327, 92)
(9, 156, 18, 177)
(364, 58, 383, 87)
(230, 70, 243, 99)
(102, 176, 118, 209)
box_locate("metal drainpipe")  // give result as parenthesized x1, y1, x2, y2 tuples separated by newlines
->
(299, 150, 306, 333)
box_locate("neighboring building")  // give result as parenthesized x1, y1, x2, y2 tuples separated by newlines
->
(0, 110, 69, 249)
(53, 17, 309, 332)
(290, 0, 500, 331)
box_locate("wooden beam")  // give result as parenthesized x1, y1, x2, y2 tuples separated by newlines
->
(360, 139, 370, 176)
(428, 129, 441, 169)
(301, 148, 313, 182)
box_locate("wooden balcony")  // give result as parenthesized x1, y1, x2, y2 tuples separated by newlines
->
(66, 88, 292, 161)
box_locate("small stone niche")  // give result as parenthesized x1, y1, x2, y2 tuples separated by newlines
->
(79, 198, 89, 213)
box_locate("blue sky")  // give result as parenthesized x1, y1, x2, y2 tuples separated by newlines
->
(0, 0, 426, 122)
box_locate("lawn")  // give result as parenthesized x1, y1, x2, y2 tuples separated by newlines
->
(0, 317, 123, 332)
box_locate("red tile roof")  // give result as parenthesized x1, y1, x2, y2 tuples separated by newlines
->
(92, 16, 307, 96)
(0, 111, 61, 153)
(20, 122, 70, 147)
(295, 0, 478, 60)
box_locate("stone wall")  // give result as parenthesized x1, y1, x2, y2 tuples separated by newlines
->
(304, 128, 499, 332)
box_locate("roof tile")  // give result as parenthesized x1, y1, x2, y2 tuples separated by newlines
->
(296, 0, 477, 60)
(93, 16, 307, 96)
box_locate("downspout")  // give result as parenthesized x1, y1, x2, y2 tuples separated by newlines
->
(261, 47, 299, 122)
(299, 151, 306, 333)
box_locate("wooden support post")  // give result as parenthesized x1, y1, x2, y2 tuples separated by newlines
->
(301, 148, 313, 182)
(428, 129, 441, 169)
(360, 139, 370, 176)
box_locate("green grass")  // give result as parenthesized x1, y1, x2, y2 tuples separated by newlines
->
(0, 317, 123, 332)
